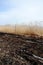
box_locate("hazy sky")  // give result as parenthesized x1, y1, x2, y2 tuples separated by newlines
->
(0, 0, 43, 26)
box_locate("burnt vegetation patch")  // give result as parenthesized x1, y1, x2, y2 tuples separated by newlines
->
(0, 32, 43, 65)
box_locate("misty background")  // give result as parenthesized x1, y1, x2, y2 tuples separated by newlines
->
(0, 0, 43, 26)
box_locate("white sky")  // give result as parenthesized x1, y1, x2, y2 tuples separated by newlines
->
(0, 0, 43, 26)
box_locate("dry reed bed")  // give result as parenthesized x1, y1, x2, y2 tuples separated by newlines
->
(0, 25, 43, 36)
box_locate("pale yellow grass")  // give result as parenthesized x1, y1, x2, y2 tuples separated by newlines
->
(0, 25, 43, 36)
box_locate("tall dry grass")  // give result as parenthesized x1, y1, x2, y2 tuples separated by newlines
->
(0, 25, 43, 36)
